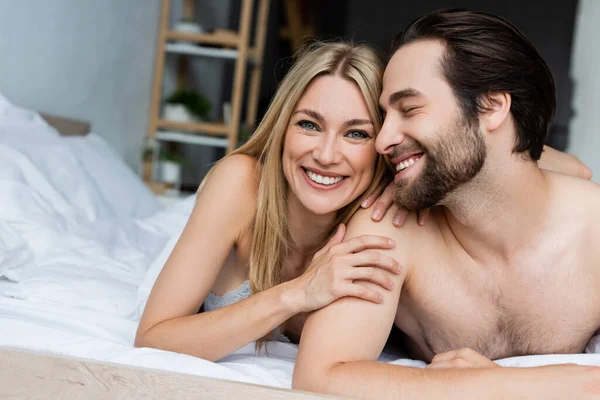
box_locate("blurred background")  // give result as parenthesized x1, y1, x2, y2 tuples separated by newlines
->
(0, 0, 597, 197)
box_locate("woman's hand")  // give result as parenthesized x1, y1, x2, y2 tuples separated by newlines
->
(361, 179, 430, 226)
(538, 145, 592, 179)
(426, 348, 499, 369)
(292, 224, 401, 313)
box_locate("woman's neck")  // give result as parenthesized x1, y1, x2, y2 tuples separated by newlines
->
(286, 191, 337, 255)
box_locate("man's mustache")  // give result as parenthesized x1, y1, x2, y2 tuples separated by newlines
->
(390, 142, 426, 159)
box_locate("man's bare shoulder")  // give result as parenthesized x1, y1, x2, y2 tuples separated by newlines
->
(347, 205, 445, 253)
(546, 171, 600, 216)
(546, 172, 600, 269)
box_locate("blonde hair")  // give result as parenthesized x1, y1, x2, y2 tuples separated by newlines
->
(201, 40, 386, 350)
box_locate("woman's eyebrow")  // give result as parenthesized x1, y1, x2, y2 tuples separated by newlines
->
(292, 109, 324, 122)
(345, 118, 373, 127)
(293, 109, 372, 127)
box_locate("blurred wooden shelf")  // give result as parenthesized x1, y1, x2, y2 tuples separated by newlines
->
(155, 130, 229, 148)
(165, 42, 240, 60)
(165, 30, 240, 48)
(156, 119, 228, 136)
(145, 0, 270, 184)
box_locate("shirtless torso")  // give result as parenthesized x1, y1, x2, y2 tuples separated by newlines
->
(363, 172, 600, 362)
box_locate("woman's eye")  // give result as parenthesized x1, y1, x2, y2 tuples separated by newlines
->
(297, 120, 318, 130)
(345, 130, 369, 140)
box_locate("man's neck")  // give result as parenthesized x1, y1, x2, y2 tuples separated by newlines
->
(287, 192, 336, 255)
(442, 157, 551, 264)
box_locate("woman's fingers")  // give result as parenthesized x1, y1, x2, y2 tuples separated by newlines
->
(417, 208, 430, 226)
(344, 266, 395, 290)
(338, 283, 384, 304)
(393, 208, 409, 227)
(333, 235, 395, 255)
(370, 182, 396, 222)
(344, 250, 401, 274)
(361, 179, 387, 209)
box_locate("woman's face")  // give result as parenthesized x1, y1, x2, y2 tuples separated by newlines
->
(282, 74, 378, 215)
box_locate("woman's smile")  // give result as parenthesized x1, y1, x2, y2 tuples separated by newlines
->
(301, 167, 347, 190)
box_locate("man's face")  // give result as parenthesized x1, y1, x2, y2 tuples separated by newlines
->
(377, 40, 486, 211)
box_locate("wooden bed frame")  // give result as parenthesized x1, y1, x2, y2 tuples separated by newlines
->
(39, 112, 91, 137)
(0, 347, 342, 399)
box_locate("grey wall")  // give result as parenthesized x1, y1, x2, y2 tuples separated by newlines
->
(0, 0, 161, 170)
(568, 0, 600, 181)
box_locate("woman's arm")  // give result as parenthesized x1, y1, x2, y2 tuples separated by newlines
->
(135, 155, 401, 361)
(135, 154, 293, 361)
(538, 145, 592, 179)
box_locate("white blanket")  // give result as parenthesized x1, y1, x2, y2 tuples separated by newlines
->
(0, 94, 598, 390)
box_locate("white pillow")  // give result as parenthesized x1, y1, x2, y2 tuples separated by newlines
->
(65, 134, 161, 219)
(0, 92, 161, 219)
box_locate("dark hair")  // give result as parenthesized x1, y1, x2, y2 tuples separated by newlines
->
(392, 9, 555, 160)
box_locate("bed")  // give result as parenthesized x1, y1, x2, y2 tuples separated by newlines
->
(0, 93, 599, 399)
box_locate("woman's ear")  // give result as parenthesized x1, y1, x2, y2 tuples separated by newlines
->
(481, 92, 511, 132)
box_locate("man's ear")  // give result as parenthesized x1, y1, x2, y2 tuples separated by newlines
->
(481, 92, 511, 132)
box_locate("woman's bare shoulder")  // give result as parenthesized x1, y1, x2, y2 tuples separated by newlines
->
(199, 154, 260, 200)
(210, 154, 260, 183)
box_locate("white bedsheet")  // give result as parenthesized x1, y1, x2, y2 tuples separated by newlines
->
(0, 94, 599, 390)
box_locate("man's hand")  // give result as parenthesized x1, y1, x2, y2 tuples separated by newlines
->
(361, 178, 430, 227)
(426, 348, 498, 369)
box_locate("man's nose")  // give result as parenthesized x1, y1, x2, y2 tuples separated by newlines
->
(313, 133, 341, 165)
(376, 116, 405, 155)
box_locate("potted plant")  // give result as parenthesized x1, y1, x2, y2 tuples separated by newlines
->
(159, 150, 188, 187)
(164, 89, 212, 123)
(173, 18, 203, 34)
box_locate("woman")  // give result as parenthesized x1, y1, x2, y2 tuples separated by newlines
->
(135, 41, 400, 361)
(135, 40, 591, 362)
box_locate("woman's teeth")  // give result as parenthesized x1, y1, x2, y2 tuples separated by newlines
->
(396, 156, 421, 172)
(306, 170, 344, 185)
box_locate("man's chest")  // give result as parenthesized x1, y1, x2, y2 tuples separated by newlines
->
(395, 245, 600, 362)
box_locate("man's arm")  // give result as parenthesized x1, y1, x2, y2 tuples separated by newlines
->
(291, 208, 597, 400)
(539, 145, 592, 179)
(292, 207, 409, 396)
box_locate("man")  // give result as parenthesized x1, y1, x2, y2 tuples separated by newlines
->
(292, 9, 600, 399)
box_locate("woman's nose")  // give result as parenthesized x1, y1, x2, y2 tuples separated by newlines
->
(313, 133, 341, 165)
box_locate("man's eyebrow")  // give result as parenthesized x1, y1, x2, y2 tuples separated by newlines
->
(293, 109, 324, 122)
(388, 88, 424, 105)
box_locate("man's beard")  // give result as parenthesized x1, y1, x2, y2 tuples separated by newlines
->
(393, 114, 487, 211)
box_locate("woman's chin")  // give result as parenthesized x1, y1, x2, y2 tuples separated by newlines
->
(300, 198, 351, 216)
(298, 200, 338, 216)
